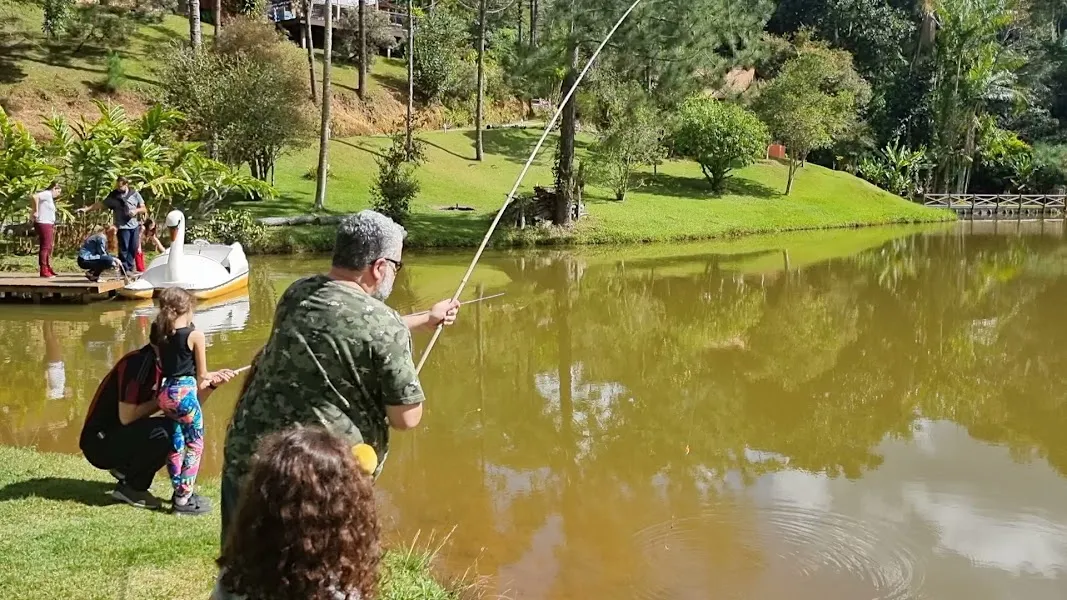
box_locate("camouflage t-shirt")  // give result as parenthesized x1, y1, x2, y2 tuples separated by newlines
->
(222, 274, 423, 484)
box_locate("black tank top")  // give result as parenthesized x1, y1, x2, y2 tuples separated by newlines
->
(161, 326, 196, 378)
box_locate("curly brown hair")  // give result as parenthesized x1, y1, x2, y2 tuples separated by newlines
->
(217, 426, 381, 600)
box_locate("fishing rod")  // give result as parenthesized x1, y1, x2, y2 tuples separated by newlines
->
(225, 296, 506, 374)
(406, 292, 506, 318)
(413, 0, 647, 375)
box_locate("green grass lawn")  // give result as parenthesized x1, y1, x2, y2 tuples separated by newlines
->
(248, 127, 954, 249)
(0, 446, 461, 600)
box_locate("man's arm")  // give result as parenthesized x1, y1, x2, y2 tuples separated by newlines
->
(133, 192, 147, 216)
(402, 298, 460, 331)
(29, 192, 39, 220)
(77, 201, 104, 214)
(374, 319, 427, 431)
(116, 364, 160, 426)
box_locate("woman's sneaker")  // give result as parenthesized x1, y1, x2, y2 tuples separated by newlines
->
(111, 483, 162, 510)
(171, 492, 212, 516)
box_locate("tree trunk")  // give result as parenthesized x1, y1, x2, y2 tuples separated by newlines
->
(786, 158, 798, 195)
(188, 0, 202, 49)
(213, 0, 221, 39)
(517, 0, 523, 46)
(554, 41, 579, 226)
(357, 0, 367, 100)
(314, 0, 333, 210)
(305, 0, 318, 103)
(530, 0, 537, 45)
(475, 0, 487, 161)
(406, 0, 414, 159)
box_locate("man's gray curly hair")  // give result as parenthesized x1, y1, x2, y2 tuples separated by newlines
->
(331, 210, 407, 270)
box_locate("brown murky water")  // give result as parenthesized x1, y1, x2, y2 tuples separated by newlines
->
(4, 221, 1067, 599)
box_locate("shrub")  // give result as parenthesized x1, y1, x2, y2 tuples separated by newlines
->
(102, 51, 126, 92)
(371, 134, 423, 224)
(671, 96, 769, 193)
(187, 208, 266, 248)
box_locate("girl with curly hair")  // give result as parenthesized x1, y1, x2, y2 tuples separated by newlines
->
(213, 426, 381, 600)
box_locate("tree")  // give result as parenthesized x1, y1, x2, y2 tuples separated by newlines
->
(358, 0, 367, 99)
(0, 109, 57, 224)
(412, 4, 468, 104)
(189, 0, 202, 49)
(40, 102, 271, 217)
(540, 0, 773, 226)
(158, 18, 314, 180)
(371, 133, 425, 223)
(755, 44, 871, 194)
(315, 0, 334, 210)
(671, 96, 769, 193)
(406, 0, 414, 157)
(924, 0, 1025, 193)
(336, 8, 397, 70)
(590, 99, 664, 201)
(303, 0, 317, 103)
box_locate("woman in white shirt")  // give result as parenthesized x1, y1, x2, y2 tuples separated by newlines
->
(30, 182, 62, 278)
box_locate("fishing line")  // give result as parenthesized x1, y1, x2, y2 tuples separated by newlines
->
(413, 0, 648, 375)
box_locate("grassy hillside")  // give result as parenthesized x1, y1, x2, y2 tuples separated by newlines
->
(247, 127, 953, 248)
(0, 0, 517, 136)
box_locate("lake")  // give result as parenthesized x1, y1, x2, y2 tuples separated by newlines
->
(3, 221, 1067, 599)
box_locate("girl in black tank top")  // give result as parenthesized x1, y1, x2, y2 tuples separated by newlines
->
(151, 287, 219, 516)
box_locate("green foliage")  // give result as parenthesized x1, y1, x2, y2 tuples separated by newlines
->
(60, 5, 140, 52)
(754, 43, 871, 194)
(670, 96, 769, 193)
(40, 101, 274, 217)
(42, 0, 75, 38)
(371, 134, 424, 224)
(186, 208, 266, 247)
(857, 139, 931, 198)
(157, 17, 314, 180)
(412, 5, 471, 104)
(589, 89, 665, 201)
(336, 9, 399, 69)
(102, 51, 126, 93)
(0, 109, 59, 224)
(925, 0, 1025, 193)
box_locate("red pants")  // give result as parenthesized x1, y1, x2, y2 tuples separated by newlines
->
(35, 222, 55, 277)
(135, 250, 145, 272)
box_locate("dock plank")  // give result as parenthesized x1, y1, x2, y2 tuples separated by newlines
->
(0, 273, 126, 302)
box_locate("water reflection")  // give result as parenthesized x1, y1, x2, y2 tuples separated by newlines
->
(3, 222, 1067, 598)
(382, 223, 1067, 599)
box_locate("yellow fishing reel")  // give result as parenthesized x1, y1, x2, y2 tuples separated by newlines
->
(352, 443, 378, 475)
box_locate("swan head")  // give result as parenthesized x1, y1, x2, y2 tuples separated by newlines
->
(165, 210, 184, 243)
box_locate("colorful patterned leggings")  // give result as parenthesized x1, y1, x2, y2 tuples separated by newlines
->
(158, 376, 204, 499)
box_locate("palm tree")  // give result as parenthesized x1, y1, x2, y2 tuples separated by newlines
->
(314, 0, 334, 210)
(925, 0, 1024, 193)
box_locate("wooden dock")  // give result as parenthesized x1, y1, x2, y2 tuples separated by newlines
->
(0, 273, 127, 303)
(922, 194, 1067, 220)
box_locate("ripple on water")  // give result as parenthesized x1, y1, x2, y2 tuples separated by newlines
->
(630, 501, 924, 600)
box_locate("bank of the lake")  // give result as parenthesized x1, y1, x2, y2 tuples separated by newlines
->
(0, 446, 463, 600)
(243, 128, 954, 251)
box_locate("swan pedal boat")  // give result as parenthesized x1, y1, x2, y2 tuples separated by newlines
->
(118, 209, 250, 300)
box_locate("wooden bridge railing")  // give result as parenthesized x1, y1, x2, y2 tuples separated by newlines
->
(921, 194, 1067, 220)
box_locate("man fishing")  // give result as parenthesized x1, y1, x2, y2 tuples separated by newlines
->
(219, 210, 460, 542)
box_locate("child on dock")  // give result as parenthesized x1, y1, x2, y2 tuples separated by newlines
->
(213, 427, 380, 600)
(135, 218, 165, 273)
(151, 287, 216, 516)
(77, 226, 122, 282)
